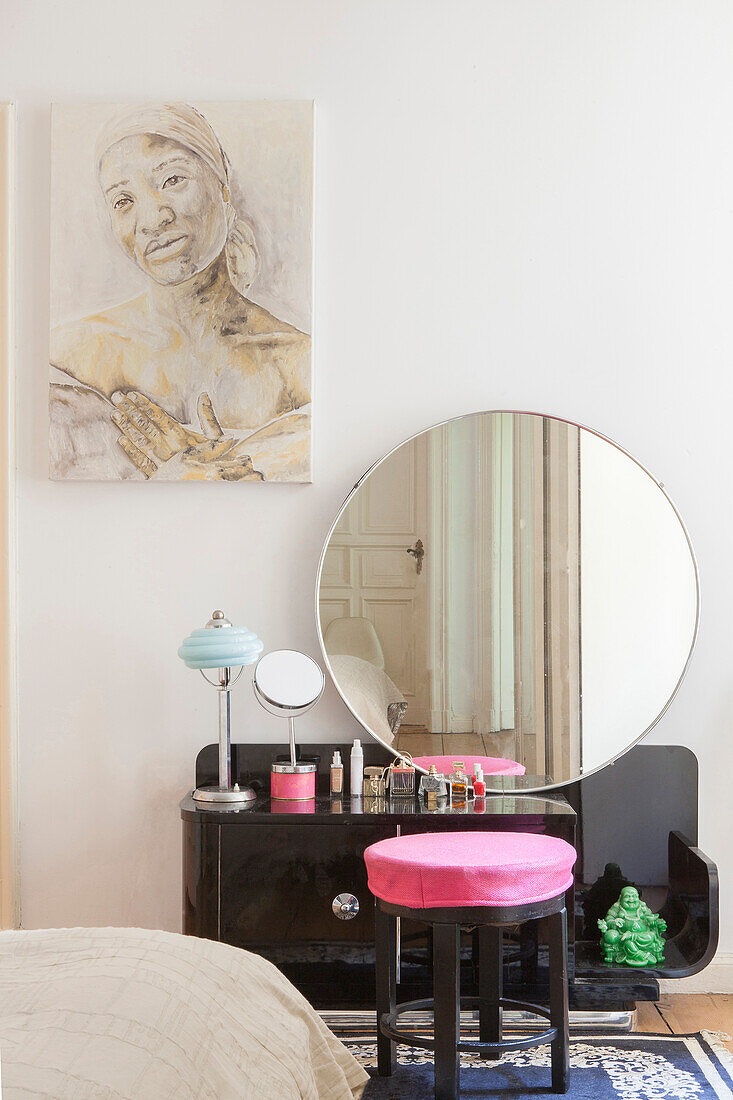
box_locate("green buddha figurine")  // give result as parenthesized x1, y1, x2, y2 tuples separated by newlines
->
(598, 886, 666, 967)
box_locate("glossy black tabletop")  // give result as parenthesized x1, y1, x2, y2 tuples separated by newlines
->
(184, 742, 576, 824)
(179, 790, 576, 824)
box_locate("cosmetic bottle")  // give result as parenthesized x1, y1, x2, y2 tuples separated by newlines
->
(386, 753, 416, 797)
(418, 764, 448, 810)
(363, 766, 386, 797)
(330, 750, 344, 795)
(448, 761, 465, 787)
(473, 764, 486, 798)
(449, 762, 468, 803)
(350, 739, 364, 797)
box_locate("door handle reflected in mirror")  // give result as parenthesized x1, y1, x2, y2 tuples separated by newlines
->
(406, 539, 425, 575)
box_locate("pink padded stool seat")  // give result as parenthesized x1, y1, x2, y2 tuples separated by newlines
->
(364, 831, 576, 910)
(412, 754, 525, 777)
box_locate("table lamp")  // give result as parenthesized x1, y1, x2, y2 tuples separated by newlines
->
(178, 610, 264, 804)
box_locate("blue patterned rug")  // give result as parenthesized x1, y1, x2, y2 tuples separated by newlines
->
(337, 1027, 733, 1098)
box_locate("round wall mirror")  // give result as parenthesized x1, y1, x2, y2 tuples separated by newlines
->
(316, 411, 699, 792)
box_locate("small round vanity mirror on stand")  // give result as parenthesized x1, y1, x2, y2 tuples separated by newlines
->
(254, 650, 326, 800)
(316, 411, 699, 793)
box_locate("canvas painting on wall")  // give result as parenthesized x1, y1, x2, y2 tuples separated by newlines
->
(49, 101, 313, 481)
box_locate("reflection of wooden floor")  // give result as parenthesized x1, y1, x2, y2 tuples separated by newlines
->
(394, 731, 513, 757)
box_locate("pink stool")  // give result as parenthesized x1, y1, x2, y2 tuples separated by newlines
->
(364, 831, 577, 1099)
(412, 754, 526, 777)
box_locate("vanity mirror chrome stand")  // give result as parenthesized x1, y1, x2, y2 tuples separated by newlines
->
(254, 649, 325, 762)
(254, 650, 325, 800)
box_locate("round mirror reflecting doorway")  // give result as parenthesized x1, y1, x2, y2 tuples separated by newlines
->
(316, 411, 699, 792)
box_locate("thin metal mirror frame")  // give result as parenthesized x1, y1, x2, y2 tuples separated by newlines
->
(315, 409, 701, 795)
(253, 650, 325, 717)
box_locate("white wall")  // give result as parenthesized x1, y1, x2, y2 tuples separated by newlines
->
(4, 1, 733, 958)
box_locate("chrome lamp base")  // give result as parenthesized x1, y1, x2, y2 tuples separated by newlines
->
(193, 784, 257, 804)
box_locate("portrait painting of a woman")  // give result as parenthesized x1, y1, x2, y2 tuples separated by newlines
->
(49, 101, 313, 481)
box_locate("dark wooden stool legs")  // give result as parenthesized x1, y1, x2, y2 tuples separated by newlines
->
(375, 903, 396, 1076)
(433, 923, 461, 1099)
(375, 897, 570, 1098)
(478, 924, 502, 1053)
(548, 907, 570, 1093)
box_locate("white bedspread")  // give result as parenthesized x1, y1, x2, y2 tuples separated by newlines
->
(329, 655, 406, 745)
(0, 927, 369, 1100)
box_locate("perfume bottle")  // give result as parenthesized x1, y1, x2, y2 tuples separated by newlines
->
(363, 766, 387, 797)
(389, 756, 416, 797)
(448, 761, 465, 786)
(418, 764, 448, 809)
(449, 761, 468, 803)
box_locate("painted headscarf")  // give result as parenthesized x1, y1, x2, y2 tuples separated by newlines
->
(95, 103, 259, 295)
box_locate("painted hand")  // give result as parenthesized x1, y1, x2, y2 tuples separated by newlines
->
(111, 391, 264, 481)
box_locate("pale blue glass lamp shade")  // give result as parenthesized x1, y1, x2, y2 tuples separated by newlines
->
(178, 625, 263, 670)
(178, 610, 264, 805)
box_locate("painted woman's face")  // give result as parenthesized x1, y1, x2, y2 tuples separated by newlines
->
(99, 134, 227, 286)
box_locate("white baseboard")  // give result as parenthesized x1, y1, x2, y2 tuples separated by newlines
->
(658, 953, 733, 993)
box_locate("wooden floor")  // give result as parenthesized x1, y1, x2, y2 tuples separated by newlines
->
(394, 730, 503, 756)
(635, 995, 733, 1050)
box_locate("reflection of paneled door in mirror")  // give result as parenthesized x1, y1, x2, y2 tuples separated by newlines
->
(513, 414, 545, 774)
(544, 418, 582, 782)
(319, 435, 430, 725)
(513, 415, 581, 782)
(427, 415, 517, 743)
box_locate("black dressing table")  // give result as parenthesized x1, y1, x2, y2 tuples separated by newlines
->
(181, 741, 717, 1015)
(182, 409, 718, 1025)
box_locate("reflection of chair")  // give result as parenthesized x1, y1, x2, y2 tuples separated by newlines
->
(324, 617, 385, 669)
(412, 754, 525, 777)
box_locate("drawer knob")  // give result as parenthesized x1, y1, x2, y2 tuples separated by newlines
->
(332, 893, 360, 920)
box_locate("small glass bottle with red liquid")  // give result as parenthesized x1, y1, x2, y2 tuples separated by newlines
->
(471, 764, 486, 812)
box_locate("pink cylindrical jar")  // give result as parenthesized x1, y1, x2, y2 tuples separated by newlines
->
(271, 798, 316, 815)
(271, 762, 317, 801)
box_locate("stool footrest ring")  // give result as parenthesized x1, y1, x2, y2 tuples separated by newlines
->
(380, 995, 557, 1055)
